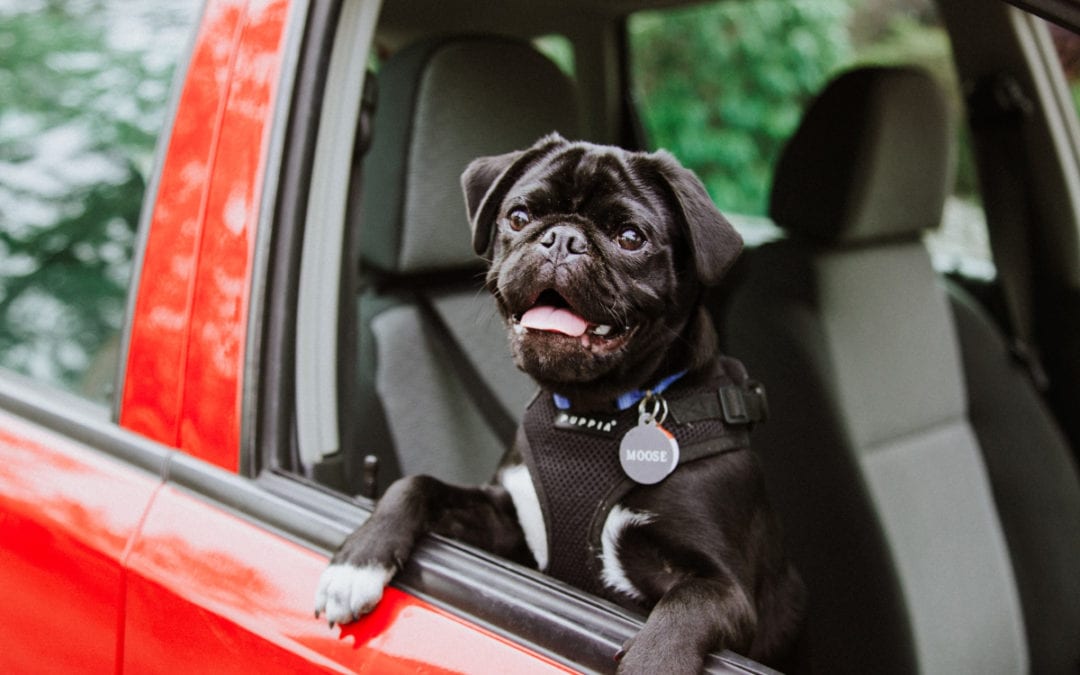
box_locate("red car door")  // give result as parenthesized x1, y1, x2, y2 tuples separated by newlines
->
(0, 398, 165, 673)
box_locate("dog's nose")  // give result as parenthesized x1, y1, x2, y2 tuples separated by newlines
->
(539, 226, 589, 258)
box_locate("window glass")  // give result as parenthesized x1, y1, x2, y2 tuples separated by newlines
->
(0, 0, 200, 403)
(628, 0, 992, 277)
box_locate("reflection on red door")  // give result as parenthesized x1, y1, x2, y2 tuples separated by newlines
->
(123, 484, 576, 674)
(0, 410, 162, 673)
(119, 0, 247, 452)
(121, 0, 289, 474)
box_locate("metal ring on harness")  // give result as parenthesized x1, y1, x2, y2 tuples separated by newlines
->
(638, 391, 669, 426)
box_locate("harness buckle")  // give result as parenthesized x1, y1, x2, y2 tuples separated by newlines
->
(720, 381, 769, 426)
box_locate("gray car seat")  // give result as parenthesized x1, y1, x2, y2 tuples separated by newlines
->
(722, 66, 1080, 674)
(348, 36, 580, 495)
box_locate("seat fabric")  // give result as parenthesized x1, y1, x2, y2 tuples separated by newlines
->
(951, 285, 1080, 674)
(350, 36, 579, 493)
(722, 66, 1080, 673)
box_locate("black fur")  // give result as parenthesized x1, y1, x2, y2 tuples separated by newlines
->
(319, 135, 804, 673)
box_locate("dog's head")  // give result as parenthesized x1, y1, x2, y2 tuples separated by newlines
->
(462, 134, 742, 404)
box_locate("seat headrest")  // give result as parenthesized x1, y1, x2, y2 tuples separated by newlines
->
(769, 66, 953, 244)
(358, 36, 580, 276)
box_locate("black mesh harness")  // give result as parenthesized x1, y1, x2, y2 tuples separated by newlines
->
(517, 355, 767, 602)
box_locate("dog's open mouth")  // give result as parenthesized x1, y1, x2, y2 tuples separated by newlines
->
(511, 289, 635, 351)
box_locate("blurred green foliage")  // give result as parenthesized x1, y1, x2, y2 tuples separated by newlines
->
(0, 1, 195, 401)
(630, 0, 968, 215)
(631, 0, 853, 214)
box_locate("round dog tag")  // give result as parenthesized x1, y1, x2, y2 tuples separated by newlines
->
(619, 422, 680, 484)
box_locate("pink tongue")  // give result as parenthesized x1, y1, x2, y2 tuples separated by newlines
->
(520, 305, 589, 337)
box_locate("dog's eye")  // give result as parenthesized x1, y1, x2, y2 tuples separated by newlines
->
(508, 208, 531, 231)
(616, 227, 646, 251)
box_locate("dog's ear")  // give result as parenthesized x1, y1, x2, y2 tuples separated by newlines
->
(650, 150, 743, 286)
(461, 150, 523, 251)
(462, 133, 569, 256)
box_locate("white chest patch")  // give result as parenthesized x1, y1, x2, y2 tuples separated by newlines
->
(599, 505, 656, 602)
(498, 464, 548, 570)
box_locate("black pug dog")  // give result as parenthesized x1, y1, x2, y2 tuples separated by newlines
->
(315, 134, 804, 673)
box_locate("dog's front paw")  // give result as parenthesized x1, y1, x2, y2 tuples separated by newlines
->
(615, 634, 706, 675)
(313, 562, 394, 626)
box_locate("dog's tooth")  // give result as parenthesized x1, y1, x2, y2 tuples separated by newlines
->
(592, 324, 612, 336)
(513, 323, 526, 335)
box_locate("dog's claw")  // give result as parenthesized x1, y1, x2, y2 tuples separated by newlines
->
(614, 633, 640, 666)
(615, 636, 633, 663)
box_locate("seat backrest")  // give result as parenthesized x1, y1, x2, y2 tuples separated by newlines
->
(723, 66, 1080, 673)
(350, 36, 579, 494)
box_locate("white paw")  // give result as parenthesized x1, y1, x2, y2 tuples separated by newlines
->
(314, 562, 394, 626)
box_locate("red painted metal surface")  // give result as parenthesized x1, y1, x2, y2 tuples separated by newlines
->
(121, 0, 289, 473)
(123, 484, 576, 674)
(0, 410, 161, 673)
(120, 0, 245, 451)
(178, 0, 290, 470)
